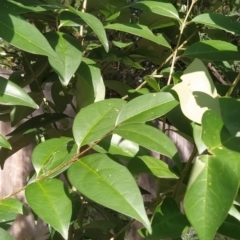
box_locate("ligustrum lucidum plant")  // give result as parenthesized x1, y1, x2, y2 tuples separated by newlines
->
(1, 0, 240, 239)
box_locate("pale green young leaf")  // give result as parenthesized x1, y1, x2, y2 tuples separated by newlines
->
(69, 6, 109, 52)
(67, 153, 151, 233)
(105, 23, 171, 49)
(25, 179, 72, 239)
(116, 92, 178, 125)
(46, 32, 82, 86)
(0, 76, 38, 109)
(172, 59, 220, 124)
(73, 99, 126, 148)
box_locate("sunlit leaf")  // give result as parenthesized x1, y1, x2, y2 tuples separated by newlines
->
(26, 179, 72, 239)
(0, 76, 38, 109)
(68, 153, 151, 232)
(116, 92, 178, 125)
(0, 135, 11, 150)
(73, 99, 126, 148)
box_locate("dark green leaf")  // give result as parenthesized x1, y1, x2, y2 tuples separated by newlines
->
(25, 179, 72, 239)
(7, 113, 68, 136)
(140, 197, 189, 239)
(104, 80, 132, 96)
(218, 215, 240, 239)
(67, 153, 151, 232)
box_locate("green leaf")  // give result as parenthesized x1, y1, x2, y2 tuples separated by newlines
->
(192, 122, 207, 154)
(95, 134, 148, 158)
(73, 99, 126, 148)
(0, 14, 58, 59)
(32, 137, 77, 177)
(10, 92, 42, 126)
(172, 59, 220, 124)
(183, 40, 240, 61)
(76, 59, 105, 109)
(128, 156, 178, 179)
(0, 76, 38, 109)
(105, 23, 171, 49)
(59, 11, 85, 27)
(104, 80, 132, 96)
(192, 13, 240, 35)
(25, 178, 72, 239)
(218, 214, 240, 239)
(114, 124, 182, 170)
(69, 6, 109, 52)
(67, 153, 151, 232)
(140, 198, 189, 239)
(116, 92, 178, 125)
(144, 75, 160, 92)
(0, 198, 23, 223)
(7, 113, 68, 136)
(0, 228, 14, 240)
(128, 1, 180, 21)
(0, 135, 11, 150)
(184, 155, 240, 240)
(46, 32, 83, 86)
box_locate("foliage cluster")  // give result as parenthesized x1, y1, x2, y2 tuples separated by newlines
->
(1, 0, 240, 239)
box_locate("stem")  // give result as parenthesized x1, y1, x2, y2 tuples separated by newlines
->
(111, 220, 134, 240)
(226, 71, 240, 96)
(121, 80, 147, 100)
(79, 0, 87, 37)
(172, 146, 197, 199)
(167, 0, 198, 85)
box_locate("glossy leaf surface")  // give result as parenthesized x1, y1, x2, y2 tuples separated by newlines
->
(26, 179, 72, 239)
(116, 92, 178, 125)
(46, 32, 83, 86)
(32, 137, 77, 177)
(73, 99, 126, 148)
(0, 76, 38, 109)
(184, 155, 239, 240)
(0, 14, 58, 59)
(114, 123, 182, 170)
(68, 153, 151, 232)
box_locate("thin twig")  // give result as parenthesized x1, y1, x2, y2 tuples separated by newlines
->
(167, 0, 198, 85)
(226, 71, 240, 96)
